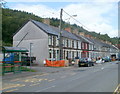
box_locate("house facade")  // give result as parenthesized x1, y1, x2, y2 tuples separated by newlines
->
(13, 19, 119, 66)
(13, 20, 82, 65)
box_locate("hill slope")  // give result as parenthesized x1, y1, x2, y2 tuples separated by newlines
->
(2, 8, 118, 46)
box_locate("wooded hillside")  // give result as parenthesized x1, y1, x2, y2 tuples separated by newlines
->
(2, 8, 118, 46)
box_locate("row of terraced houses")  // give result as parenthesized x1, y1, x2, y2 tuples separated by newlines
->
(13, 19, 119, 66)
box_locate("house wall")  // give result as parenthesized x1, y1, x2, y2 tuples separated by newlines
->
(13, 21, 49, 66)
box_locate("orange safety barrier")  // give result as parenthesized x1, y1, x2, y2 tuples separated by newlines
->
(0, 61, 21, 63)
(0, 61, 3, 63)
(45, 59, 65, 67)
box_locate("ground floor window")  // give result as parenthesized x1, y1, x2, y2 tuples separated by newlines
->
(49, 49, 52, 58)
(53, 49, 56, 58)
(72, 51, 74, 59)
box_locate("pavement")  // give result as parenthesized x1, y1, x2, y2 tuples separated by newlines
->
(2, 61, 119, 92)
(2, 65, 75, 80)
(2, 61, 118, 80)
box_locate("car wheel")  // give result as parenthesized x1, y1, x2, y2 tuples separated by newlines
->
(86, 64, 89, 67)
(88, 64, 91, 67)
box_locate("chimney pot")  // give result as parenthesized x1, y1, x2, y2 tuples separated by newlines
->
(43, 18, 50, 25)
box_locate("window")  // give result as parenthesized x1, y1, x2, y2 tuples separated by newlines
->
(81, 43, 84, 49)
(65, 39, 67, 47)
(53, 49, 56, 58)
(52, 36, 54, 45)
(57, 50, 59, 60)
(72, 40, 74, 48)
(49, 49, 52, 58)
(48, 35, 52, 45)
(68, 39, 71, 48)
(56, 36, 59, 46)
(74, 41, 77, 48)
(72, 51, 74, 59)
(67, 39, 68, 47)
(85, 43, 88, 49)
(78, 41, 81, 49)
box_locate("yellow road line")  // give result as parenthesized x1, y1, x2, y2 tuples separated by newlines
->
(30, 83, 40, 86)
(10, 79, 20, 82)
(48, 79, 55, 82)
(41, 73, 49, 76)
(5, 89, 18, 92)
(2, 84, 25, 91)
(44, 79, 48, 80)
(113, 84, 120, 94)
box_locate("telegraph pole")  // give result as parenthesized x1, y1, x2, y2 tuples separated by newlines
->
(59, 8, 63, 60)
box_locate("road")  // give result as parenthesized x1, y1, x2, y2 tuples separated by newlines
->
(2, 61, 119, 92)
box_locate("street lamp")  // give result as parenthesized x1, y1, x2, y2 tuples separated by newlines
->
(30, 43, 33, 69)
(65, 15, 77, 24)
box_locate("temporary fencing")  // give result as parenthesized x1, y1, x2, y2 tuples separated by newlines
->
(45, 59, 65, 67)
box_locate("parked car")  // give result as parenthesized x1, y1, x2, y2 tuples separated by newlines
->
(96, 59, 104, 64)
(78, 58, 95, 67)
(102, 56, 111, 62)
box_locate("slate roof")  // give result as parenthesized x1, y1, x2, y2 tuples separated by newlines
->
(31, 20, 59, 36)
(86, 37, 119, 50)
(74, 34, 89, 43)
(79, 35, 94, 44)
(31, 20, 80, 40)
(15, 19, 118, 50)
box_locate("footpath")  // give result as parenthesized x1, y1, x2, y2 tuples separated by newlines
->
(2, 61, 119, 80)
(2, 66, 75, 80)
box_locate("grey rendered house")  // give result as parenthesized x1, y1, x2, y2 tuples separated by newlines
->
(85, 36, 118, 58)
(13, 19, 82, 66)
(13, 19, 119, 66)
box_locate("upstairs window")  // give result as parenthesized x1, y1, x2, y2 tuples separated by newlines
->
(48, 35, 52, 45)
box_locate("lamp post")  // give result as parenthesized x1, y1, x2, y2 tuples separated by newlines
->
(65, 15, 77, 24)
(30, 43, 33, 69)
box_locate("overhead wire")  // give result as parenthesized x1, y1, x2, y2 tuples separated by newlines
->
(62, 9, 91, 31)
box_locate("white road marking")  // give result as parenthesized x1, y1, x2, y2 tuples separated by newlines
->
(70, 77, 81, 81)
(36, 85, 56, 92)
(101, 67, 104, 70)
(61, 76, 66, 78)
(48, 79, 55, 82)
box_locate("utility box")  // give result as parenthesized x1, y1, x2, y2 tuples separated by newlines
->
(65, 60, 69, 67)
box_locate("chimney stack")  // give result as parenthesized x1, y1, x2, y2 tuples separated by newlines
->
(64, 27, 71, 32)
(79, 32, 85, 36)
(72, 29, 78, 35)
(85, 34, 92, 38)
(43, 18, 50, 25)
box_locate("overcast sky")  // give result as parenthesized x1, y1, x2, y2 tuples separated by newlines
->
(5, 0, 119, 38)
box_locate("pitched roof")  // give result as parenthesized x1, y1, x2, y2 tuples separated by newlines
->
(74, 34, 89, 43)
(31, 20, 59, 36)
(31, 20, 80, 40)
